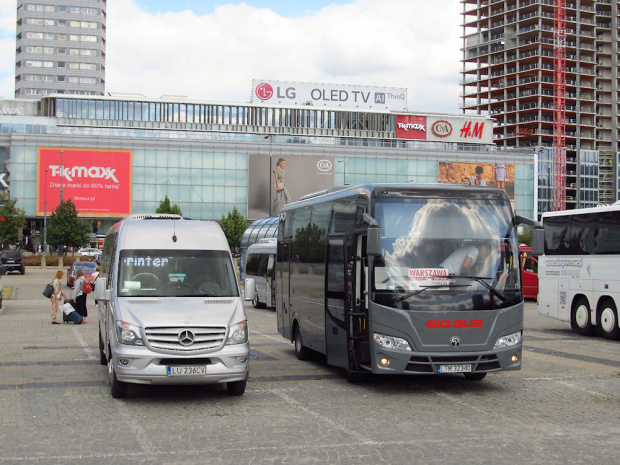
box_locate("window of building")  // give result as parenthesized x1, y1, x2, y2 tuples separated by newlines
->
(26, 32, 44, 40)
(58, 6, 67, 12)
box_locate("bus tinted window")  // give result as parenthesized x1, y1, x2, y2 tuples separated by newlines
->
(544, 211, 620, 255)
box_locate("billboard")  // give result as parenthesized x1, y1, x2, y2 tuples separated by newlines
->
(248, 154, 334, 219)
(396, 114, 494, 145)
(252, 79, 407, 111)
(37, 147, 132, 217)
(438, 161, 515, 198)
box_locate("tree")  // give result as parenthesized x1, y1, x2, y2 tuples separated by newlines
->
(0, 192, 27, 247)
(156, 195, 183, 216)
(47, 199, 92, 253)
(219, 206, 248, 251)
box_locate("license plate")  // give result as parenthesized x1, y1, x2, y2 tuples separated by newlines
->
(438, 364, 472, 373)
(167, 366, 207, 376)
(6, 260, 15, 263)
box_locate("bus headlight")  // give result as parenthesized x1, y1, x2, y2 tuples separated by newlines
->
(227, 321, 248, 345)
(494, 331, 522, 349)
(117, 321, 143, 346)
(373, 333, 412, 351)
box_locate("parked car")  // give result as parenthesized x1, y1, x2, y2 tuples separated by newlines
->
(67, 261, 98, 288)
(77, 248, 102, 257)
(0, 249, 25, 275)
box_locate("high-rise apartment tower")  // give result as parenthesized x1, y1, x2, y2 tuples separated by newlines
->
(461, 0, 619, 212)
(15, 0, 106, 99)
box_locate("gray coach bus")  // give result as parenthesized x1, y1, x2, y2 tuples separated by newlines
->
(272, 183, 532, 382)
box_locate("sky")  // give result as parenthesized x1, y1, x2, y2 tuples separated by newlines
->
(0, 0, 464, 113)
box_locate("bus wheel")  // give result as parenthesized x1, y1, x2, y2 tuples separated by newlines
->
(294, 325, 311, 361)
(464, 372, 487, 381)
(571, 297, 595, 336)
(597, 299, 620, 340)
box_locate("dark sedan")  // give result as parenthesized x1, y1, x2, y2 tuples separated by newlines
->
(0, 249, 25, 275)
(67, 261, 98, 288)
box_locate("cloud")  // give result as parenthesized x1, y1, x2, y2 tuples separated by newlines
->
(107, 0, 463, 113)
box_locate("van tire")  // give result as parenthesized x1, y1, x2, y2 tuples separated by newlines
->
(227, 379, 247, 396)
(464, 372, 487, 381)
(98, 330, 107, 365)
(252, 294, 265, 309)
(108, 359, 128, 398)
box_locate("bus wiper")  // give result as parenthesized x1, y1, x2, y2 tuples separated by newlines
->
(448, 275, 508, 302)
(395, 278, 470, 302)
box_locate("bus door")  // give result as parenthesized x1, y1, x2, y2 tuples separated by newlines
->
(277, 240, 292, 339)
(325, 235, 348, 368)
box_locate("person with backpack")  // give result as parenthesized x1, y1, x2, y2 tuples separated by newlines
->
(73, 269, 90, 323)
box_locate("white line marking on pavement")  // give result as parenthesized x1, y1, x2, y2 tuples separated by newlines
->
(72, 325, 97, 361)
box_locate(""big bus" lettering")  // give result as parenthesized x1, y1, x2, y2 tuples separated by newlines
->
(426, 319, 483, 329)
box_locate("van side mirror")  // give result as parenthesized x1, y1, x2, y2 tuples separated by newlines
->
(94, 277, 110, 301)
(531, 229, 544, 256)
(367, 227, 381, 256)
(244, 278, 256, 301)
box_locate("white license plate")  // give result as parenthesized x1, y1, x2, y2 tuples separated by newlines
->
(167, 366, 207, 376)
(438, 364, 472, 373)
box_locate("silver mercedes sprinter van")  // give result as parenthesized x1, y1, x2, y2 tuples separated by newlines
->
(95, 214, 249, 398)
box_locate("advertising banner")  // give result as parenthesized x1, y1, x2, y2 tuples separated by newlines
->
(37, 147, 132, 217)
(248, 153, 334, 220)
(396, 114, 494, 145)
(438, 161, 515, 199)
(252, 79, 407, 111)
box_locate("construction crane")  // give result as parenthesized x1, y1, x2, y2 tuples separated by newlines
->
(552, 0, 567, 211)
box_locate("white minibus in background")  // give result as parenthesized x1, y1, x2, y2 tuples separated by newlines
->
(535, 204, 620, 339)
(95, 214, 249, 398)
(244, 238, 276, 308)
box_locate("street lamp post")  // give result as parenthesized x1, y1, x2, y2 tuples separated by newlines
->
(59, 150, 64, 203)
(43, 169, 47, 254)
(265, 136, 273, 216)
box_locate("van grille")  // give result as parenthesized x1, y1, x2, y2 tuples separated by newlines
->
(144, 326, 227, 352)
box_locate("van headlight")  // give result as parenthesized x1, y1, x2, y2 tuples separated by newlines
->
(117, 321, 144, 346)
(227, 321, 248, 345)
(373, 332, 412, 351)
(494, 331, 522, 349)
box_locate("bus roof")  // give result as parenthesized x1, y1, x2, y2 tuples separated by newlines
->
(541, 203, 620, 218)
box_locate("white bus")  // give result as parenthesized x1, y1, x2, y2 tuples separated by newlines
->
(535, 204, 620, 340)
(264, 183, 535, 382)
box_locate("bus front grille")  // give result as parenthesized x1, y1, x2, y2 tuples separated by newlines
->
(405, 354, 501, 374)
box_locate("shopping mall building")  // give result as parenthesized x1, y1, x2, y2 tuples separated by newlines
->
(0, 80, 537, 250)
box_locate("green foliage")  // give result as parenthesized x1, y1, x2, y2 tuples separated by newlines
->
(46, 199, 92, 251)
(219, 207, 248, 250)
(518, 225, 532, 246)
(294, 223, 325, 262)
(156, 195, 183, 216)
(0, 192, 27, 246)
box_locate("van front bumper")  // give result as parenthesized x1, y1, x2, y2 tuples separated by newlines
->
(111, 343, 250, 385)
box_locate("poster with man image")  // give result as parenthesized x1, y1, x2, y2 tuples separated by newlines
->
(438, 162, 515, 199)
(248, 154, 334, 220)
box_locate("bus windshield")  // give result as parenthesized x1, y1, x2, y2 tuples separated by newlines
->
(372, 196, 521, 310)
(117, 249, 239, 298)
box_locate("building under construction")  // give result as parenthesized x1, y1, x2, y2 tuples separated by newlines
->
(461, 0, 619, 213)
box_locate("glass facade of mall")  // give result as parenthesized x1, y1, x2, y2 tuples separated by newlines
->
(0, 95, 536, 247)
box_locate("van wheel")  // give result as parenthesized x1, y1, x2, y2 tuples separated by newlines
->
(98, 330, 107, 365)
(108, 359, 128, 398)
(294, 325, 311, 361)
(227, 379, 247, 396)
(597, 299, 620, 340)
(252, 294, 265, 309)
(571, 297, 594, 336)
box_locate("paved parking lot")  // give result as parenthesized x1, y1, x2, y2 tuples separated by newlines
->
(1, 267, 619, 464)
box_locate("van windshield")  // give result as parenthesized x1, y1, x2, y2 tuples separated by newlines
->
(118, 250, 239, 298)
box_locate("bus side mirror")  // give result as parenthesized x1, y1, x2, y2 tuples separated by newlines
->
(244, 278, 256, 301)
(367, 227, 381, 256)
(531, 229, 544, 256)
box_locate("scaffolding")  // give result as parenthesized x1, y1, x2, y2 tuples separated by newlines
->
(552, 0, 567, 211)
